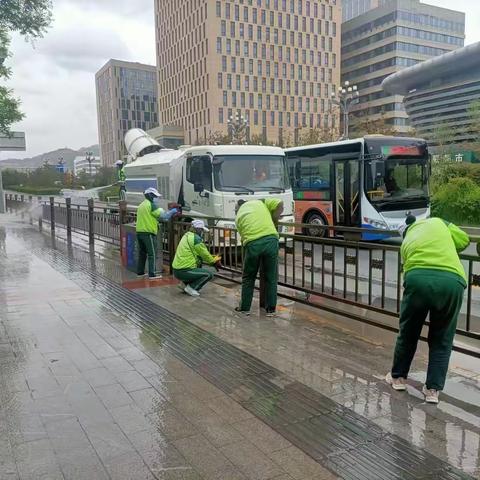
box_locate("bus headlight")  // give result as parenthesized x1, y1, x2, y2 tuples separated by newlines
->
(363, 217, 388, 230)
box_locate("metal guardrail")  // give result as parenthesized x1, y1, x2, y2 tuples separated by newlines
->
(5, 192, 480, 358)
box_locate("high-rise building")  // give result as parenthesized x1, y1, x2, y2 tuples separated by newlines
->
(382, 42, 480, 145)
(342, 0, 385, 22)
(96, 60, 159, 167)
(155, 0, 342, 146)
(341, 0, 465, 133)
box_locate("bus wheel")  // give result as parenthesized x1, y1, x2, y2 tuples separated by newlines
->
(304, 212, 327, 238)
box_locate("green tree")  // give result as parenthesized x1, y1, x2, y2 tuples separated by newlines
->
(0, 0, 53, 133)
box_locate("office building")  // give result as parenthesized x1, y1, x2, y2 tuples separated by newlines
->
(96, 60, 159, 167)
(147, 125, 185, 150)
(73, 155, 102, 176)
(342, 0, 385, 22)
(382, 41, 480, 146)
(155, 0, 342, 146)
(341, 0, 465, 133)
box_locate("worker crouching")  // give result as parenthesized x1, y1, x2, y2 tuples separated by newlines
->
(172, 220, 221, 297)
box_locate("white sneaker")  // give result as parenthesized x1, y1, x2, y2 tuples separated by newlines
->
(184, 285, 200, 297)
(234, 307, 251, 316)
(148, 274, 163, 280)
(385, 372, 407, 391)
(422, 385, 439, 404)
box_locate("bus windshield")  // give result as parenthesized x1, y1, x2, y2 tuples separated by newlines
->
(213, 155, 290, 192)
(367, 156, 429, 206)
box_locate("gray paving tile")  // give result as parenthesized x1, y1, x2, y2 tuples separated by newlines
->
(103, 451, 156, 480)
(173, 434, 237, 478)
(14, 438, 64, 480)
(130, 387, 170, 414)
(110, 403, 152, 435)
(206, 394, 254, 423)
(129, 429, 201, 479)
(232, 417, 292, 454)
(147, 408, 198, 441)
(268, 446, 338, 480)
(114, 370, 151, 392)
(82, 366, 117, 388)
(220, 440, 284, 480)
(101, 355, 134, 373)
(94, 383, 133, 409)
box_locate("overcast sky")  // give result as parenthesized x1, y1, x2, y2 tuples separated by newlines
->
(2, 0, 480, 160)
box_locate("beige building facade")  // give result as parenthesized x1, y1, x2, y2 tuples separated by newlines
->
(96, 60, 159, 167)
(341, 0, 465, 133)
(155, 0, 342, 146)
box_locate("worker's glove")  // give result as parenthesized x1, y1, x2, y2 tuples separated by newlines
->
(167, 203, 182, 218)
(213, 255, 222, 271)
(161, 208, 179, 221)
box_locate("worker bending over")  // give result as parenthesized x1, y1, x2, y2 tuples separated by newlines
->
(172, 219, 221, 297)
(386, 216, 469, 404)
(136, 188, 178, 279)
(235, 198, 283, 316)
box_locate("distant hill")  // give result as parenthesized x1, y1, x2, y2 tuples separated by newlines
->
(0, 145, 100, 170)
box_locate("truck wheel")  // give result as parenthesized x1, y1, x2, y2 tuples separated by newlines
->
(304, 212, 327, 238)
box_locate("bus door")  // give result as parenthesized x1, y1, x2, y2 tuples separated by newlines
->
(333, 155, 361, 227)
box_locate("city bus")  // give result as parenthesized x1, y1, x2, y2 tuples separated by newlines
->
(285, 135, 430, 240)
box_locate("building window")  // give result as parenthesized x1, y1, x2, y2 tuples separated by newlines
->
(216, 1, 221, 17)
(217, 73, 223, 88)
(223, 91, 228, 106)
(218, 108, 224, 123)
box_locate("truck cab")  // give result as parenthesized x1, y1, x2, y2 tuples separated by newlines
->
(123, 130, 294, 235)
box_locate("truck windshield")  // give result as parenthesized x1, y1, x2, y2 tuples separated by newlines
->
(213, 155, 290, 192)
(367, 157, 429, 207)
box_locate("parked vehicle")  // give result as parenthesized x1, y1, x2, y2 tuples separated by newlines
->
(123, 129, 295, 241)
(285, 135, 430, 239)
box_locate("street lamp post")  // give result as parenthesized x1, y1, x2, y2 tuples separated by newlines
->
(227, 113, 249, 144)
(85, 151, 94, 176)
(331, 81, 360, 140)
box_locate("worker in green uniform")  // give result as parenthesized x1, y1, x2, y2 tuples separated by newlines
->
(386, 215, 470, 404)
(116, 160, 126, 181)
(116, 160, 126, 199)
(172, 219, 221, 297)
(136, 187, 178, 279)
(235, 198, 284, 316)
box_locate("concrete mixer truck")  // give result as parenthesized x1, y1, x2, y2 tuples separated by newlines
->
(122, 129, 295, 237)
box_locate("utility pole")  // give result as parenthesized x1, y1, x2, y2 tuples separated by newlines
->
(331, 81, 360, 140)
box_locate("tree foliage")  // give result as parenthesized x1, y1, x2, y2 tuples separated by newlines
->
(350, 113, 397, 138)
(0, 0, 53, 134)
(0, 0, 53, 38)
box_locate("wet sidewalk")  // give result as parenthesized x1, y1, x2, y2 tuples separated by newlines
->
(1, 214, 479, 479)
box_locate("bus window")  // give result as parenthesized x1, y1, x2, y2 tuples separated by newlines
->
(292, 154, 331, 199)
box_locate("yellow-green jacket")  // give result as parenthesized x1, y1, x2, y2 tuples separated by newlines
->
(235, 198, 281, 245)
(401, 218, 469, 284)
(172, 232, 216, 270)
(136, 199, 164, 235)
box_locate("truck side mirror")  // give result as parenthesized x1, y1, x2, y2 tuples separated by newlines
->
(194, 183, 204, 193)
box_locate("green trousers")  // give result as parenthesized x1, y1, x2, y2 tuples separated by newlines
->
(137, 232, 157, 277)
(240, 235, 279, 312)
(392, 269, 465, 390)
(173, 267, 214, 291)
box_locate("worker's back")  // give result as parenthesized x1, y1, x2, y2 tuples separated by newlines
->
(235, 199, 280, 245)
(401, 218, 469, 283)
